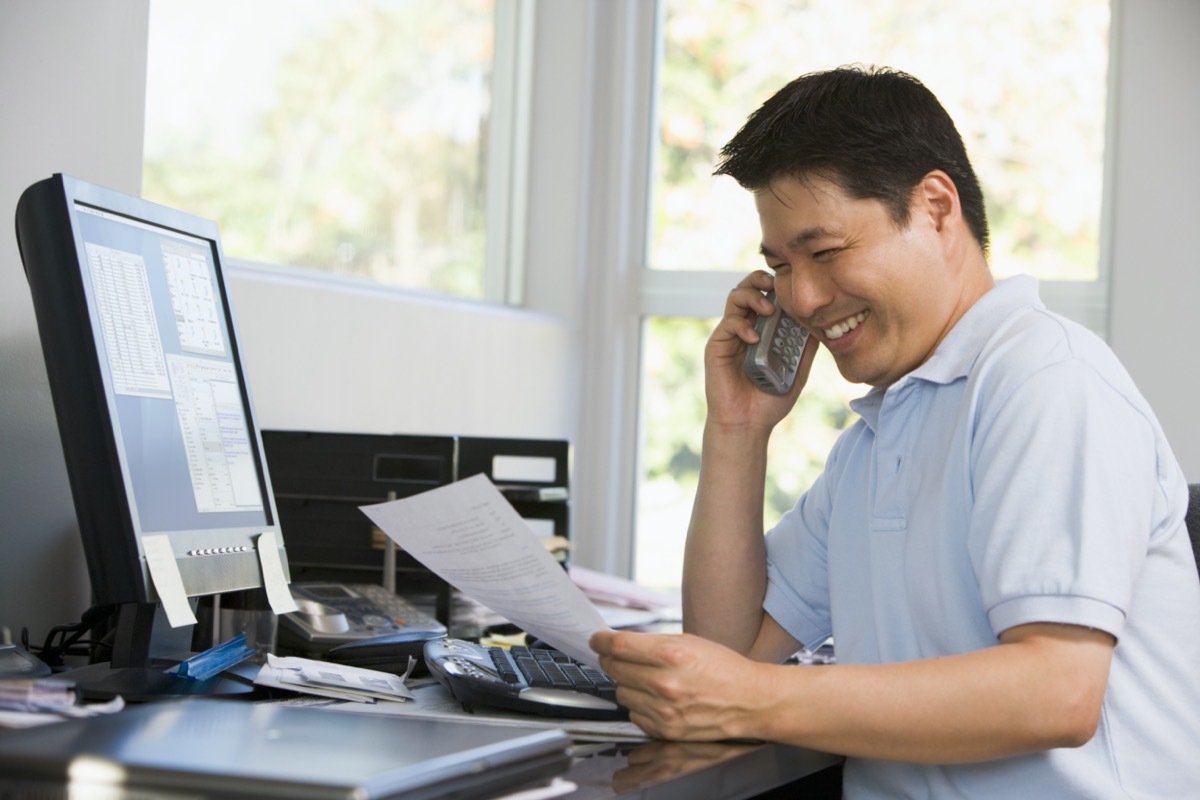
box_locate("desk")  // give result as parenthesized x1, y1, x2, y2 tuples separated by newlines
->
(24, 613, 841, 798)
(378, 679, 841, 799)
(292, 671, 839, 800)
(0, 692, 840, 800)
(556, 739, 841, 800)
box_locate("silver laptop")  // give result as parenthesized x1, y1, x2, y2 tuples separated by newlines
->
(0, 699, 571, 799)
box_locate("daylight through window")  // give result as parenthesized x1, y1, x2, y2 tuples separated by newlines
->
(144, 0, 496, 298)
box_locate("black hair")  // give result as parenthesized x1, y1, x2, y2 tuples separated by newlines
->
(715, 65, 989, 253)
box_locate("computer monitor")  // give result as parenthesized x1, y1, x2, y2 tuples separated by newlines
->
(15, 173, 290, 696)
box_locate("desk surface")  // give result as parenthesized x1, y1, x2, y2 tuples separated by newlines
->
(33, 610, 842, 799)
(308, 677, 841, 799)
(558, 738, 841, 800)
(0, 690, 839, 800)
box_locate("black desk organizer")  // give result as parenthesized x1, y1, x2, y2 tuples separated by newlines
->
(260, 430, 571, 625)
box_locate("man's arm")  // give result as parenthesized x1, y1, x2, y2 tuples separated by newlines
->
(591, 622, 1115, 764)
(681, 421, 773, 651)
(682, 271, 817, 651)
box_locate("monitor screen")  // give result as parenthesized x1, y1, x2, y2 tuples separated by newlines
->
(16, 174, 290, 678)
(73, 203, 269, 534)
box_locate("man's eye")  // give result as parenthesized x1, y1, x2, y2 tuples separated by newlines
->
(813, 248, 839, 261)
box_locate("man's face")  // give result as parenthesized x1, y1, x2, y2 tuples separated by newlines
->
(755, 174, 974, 387)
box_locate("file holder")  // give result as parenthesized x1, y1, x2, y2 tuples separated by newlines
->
(260, 430, 573, 624)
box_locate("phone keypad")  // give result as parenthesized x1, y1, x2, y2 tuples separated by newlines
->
(349, 583, 444, 632)
(744, 291, 810, 394)
(771, 316, 808, 377)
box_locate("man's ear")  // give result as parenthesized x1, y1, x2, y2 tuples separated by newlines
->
(916, 170, 960, 233)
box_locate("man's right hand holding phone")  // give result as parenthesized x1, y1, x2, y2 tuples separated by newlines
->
(703, 270, 818, 434)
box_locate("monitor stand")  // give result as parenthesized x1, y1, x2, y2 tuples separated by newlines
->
(59, 660, 259, 703)
(61, 601, 260, 703)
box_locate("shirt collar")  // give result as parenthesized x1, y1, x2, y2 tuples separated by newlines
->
(849, 275, 1043, 427)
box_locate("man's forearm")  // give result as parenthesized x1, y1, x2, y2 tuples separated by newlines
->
(754, 624, 1114, 764)
(682, 423, 773, 651)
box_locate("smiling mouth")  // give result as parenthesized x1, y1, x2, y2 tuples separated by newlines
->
(823, 310, 869, 341)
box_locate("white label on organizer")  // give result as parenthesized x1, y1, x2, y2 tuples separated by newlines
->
(492, 455, 557, 484)
(524, 517, 557, 540)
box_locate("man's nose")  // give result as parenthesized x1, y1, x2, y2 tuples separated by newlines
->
(779, 268, 834, 322)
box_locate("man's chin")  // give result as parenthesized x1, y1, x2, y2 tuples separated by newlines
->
(831, 356, 871, 386)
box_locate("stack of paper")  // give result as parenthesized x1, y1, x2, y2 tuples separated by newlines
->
(0, 678, 124, 728)
(254, 655, 416, 704)
(0, 678, 77, 710)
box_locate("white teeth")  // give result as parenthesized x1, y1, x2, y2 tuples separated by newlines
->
(824, 311, 868, 340)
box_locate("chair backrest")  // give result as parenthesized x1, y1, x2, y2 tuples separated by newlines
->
(1187, 484, 1200, 574)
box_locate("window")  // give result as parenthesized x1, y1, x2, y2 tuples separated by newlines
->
(648, 0, 1110, 282)
(143, 0, 526, 301)
(634, 0, 1112, 589)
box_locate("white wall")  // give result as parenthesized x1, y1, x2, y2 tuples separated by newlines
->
(228, 268, 574, 439)
(1, 0, 151, 642)
(1, 0, 1197, 647)
(1106, 0, 1200, 479)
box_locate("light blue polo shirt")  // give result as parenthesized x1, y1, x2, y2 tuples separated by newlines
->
(764, 276, 1200, 798)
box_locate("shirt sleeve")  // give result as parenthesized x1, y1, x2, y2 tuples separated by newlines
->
(967, 355, 1159, 640)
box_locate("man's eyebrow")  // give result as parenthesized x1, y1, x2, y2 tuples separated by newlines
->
(759, 226, 840, 259)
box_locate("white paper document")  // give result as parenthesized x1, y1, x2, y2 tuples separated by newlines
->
(255, 655, 415, 703)
(360, 474, 610, 669)
(313, 682, 648, 742)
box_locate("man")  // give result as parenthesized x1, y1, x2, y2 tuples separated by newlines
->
(590, 67, 1200, 797)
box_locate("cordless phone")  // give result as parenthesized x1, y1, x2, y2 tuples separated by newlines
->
(743, 290, 809, 394)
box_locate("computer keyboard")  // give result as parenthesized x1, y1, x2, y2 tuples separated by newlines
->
(424, 638, 628, 721)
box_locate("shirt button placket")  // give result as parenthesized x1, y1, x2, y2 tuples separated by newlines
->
(872, 381, 912, 531)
